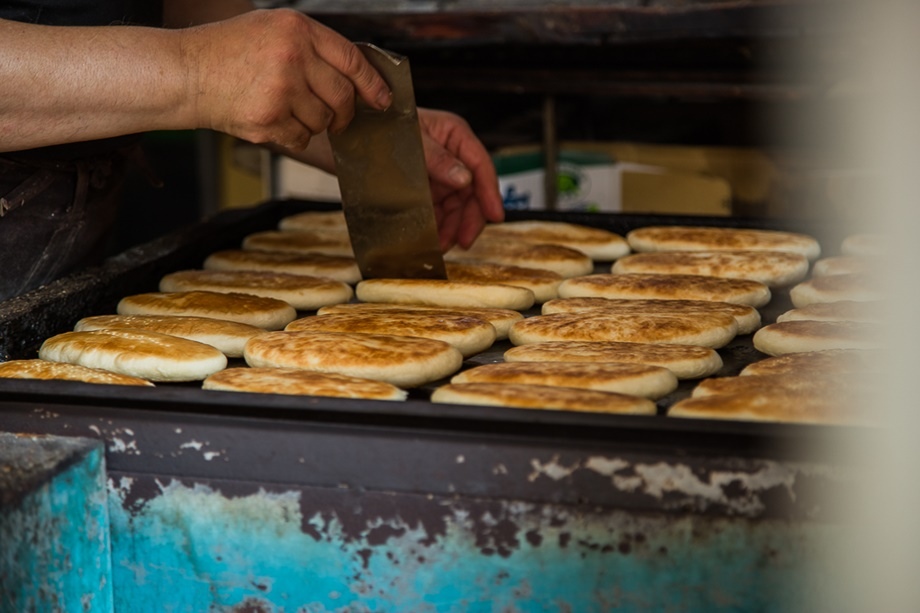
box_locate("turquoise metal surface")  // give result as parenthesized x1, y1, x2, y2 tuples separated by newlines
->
(0, 433, 112, 613)
(108, 477, 833, 613)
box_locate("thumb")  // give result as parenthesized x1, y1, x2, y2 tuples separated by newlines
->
(422, 134, 472, 188)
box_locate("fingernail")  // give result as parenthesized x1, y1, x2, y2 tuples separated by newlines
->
(376, 89, 392, 110)
(448, 164, 471, 186)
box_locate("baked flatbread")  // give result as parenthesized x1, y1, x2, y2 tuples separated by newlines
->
(612, 250, 809, 287)
(752, 320, 883, 356)
(74, 314, 265, 358)
(776, 300, 883, 324)
(355, 278, 535, 311)
(446, 261, 562, 303)
(204, 249, 361, 284)
(445, 236, 593, 278)
(39, 329, 227, 382)
(668, 389, 869, 425)
(740, 349, 880, 377)
(691, 373, 845, 398)
(117, 291, 296, 330)
(789, 274, 883, 308)
(509, 311, 738, 349)
(277, 210, 348, 233)
(504, 341, 723, 380)
(812, 256, 878, 277)
(451, 361, 678, 399)
(627, 225, 821, 260)
(431, 383, 656, 415)
(541, 297, 761, 335)
(841, 233, 884, 257)
(316, 302, 523, 340)
(0, 359, 154, 387)
(479, 220, 630, 261)
(159, 270, 353, 311)
(285, 312, 496, 358)
(203, 367, 407, 401)
(558, 273, 772, 308)
(242, 230, 354, 257)
(244, 331, 463, 388)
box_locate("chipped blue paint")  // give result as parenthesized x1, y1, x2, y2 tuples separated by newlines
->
(107, 478, 834, 612)
(0, 435, 112, 613)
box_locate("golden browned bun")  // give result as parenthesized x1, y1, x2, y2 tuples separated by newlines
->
(285, 312, 496, 358)
(691, 373, 845, 398)
(431, 382, 656, 414)
(508, 311, 738, 349)
(159, 269, 353, 311)
(445, 261, 562, 303)
(479, 220, 630, 261)
(740, 349, 880, 377)
(242, 230, 354, 257)
(789, 273, 884, 308)
(811, 256, 879, 277)
(204, 249, 361, 284)
(0, 359, 153, 386)
(74, 314, 265, 358)
(117, 291, 296, 330)
(558, 273, 771, 308)
(355, 278, 535, 311)
(612, 250, 809, 287)
(504, 341, 723, 380)
(39, 329, 227, 382)
(244, 331, 463, 388)
(627, 225, 821, 260)
(541, 297, 761, 335)
(202, 367, 407, 401)
(316, 302, 523, 340)
(776, 300, 884, 324)
(752, 320, 883, 356)
(451, 361, 677, 399)
(445, 235, 593, 278)
(277, 210, 348, 233)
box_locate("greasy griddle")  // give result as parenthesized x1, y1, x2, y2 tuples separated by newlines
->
(0, 199, 855, 454)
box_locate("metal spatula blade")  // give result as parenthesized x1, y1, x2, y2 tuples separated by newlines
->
(328, 43, 447, 280)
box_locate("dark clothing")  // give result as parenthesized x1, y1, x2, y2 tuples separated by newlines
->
(0, 1, 164, 300)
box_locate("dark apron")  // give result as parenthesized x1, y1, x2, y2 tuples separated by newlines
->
(0, 150, 129, 301)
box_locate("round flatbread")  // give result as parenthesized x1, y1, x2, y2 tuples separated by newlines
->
(558, 273, 771, 308)
(611, 250, 809, 287)
(242, 230, 354, 257)
(841, 233, 884, 257)
(316, 302, 523, 340)
(740, 349, 880, 377)
(285, 312, 496, 358)
(159, 270, 353, 311)
(204, 249, 361, 284)
(504, 341, 723, 380)
(355, 278, 535, 311)
(445, 236, 594, 278)
(776, 300, 884, 324)
(479, 220, 630, 261)
(39, 329, 227, 382)
(446, 261, 562, 303)
(509, 312, 738, 349)
(627, 225, 821, 260)
(244, 331, 463, 388)
(691, 373, 847, 398)
(451, 362, 678, 399)
(431, 383, 656, 415)
(789, 274, 883, 308)
(811, 256, 878, 277)
(74, 314, 265, 358)
(203, 367, 407, 401)
(277, 210, 348, 233)
(752, 320, 883, 356)
(541, 297, 761, 335)
(668, 388, 869, 426)
(0, 359, 154, 387)
(117, 291, 296, 330)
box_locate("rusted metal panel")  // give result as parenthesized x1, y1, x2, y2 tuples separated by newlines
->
(0, 433, 112, 613)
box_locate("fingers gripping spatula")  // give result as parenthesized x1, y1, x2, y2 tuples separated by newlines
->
(328, 43, 447, 280)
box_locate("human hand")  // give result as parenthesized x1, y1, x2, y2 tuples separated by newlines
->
(182, 9, 392, 151)
(418, 108, 505, 251)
